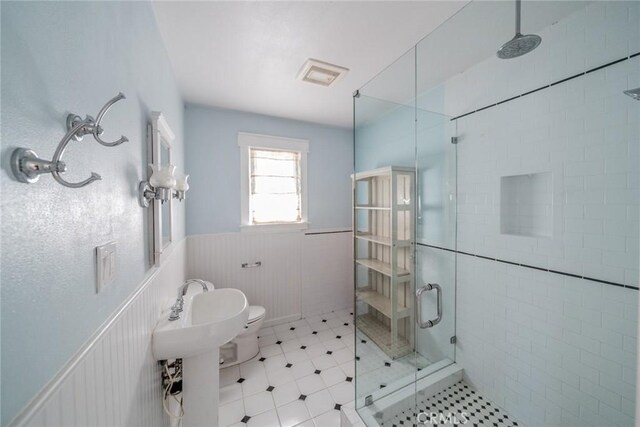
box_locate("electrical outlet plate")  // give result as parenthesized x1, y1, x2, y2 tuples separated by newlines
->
(96, 241, 117, 293)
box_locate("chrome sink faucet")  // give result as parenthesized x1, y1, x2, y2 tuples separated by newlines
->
(168, 279, 210, 321)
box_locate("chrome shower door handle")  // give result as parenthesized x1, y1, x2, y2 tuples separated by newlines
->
(415, 283, 442, 329)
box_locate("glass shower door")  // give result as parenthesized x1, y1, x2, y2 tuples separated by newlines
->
(353, 46, 420, 423)
(353, 93, 418, 414)
(414, 108, 457, 378)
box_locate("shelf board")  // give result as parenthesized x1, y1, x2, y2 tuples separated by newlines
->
(355, 258, 410, 280)
(355, 233, 411, 247)
(354, 205, 411, 211)
(355, 232, 391, 246)
(356, 287, 411, 319)
(353, 166, 416, 181)
(355, 205, 390, 211)
(356, 313, 413, 359)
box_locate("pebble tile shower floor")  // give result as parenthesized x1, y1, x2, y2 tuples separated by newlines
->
(377, 381, 524, 427)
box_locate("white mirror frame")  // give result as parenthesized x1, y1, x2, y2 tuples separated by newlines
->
(147, 111, 175, 266)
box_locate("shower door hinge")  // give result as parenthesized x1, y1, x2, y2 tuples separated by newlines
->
(365, 395, 373, 406)
(450, 137, 458, 145)
(450, 336, 457, 344)
(353, 90, 361, 98)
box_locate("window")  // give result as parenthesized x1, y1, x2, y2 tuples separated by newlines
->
(239, 132, 308, 231)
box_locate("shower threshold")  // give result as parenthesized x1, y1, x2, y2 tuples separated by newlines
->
(352, 364, 524, 427)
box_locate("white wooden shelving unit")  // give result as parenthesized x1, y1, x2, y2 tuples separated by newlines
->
(354, 166, 415, 359)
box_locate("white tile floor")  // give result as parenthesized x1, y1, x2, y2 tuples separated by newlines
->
(219, 309, 356, 427)
(354, 327, 430, 399)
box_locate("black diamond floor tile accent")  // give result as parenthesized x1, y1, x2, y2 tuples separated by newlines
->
(290, 327, 296, 330)
(241, 416, 250, 423)
(237, 378, 245, 383)
(314, 369, 321, 374)
(300, 345, 307, 349)
(384, 362, 391, 367)
(344, 323, 349, 326)
(259, 357, 266, 362)
(322, 319, 327, 322)
(266, 385, 275, 392)
(346, 377, 353, 382)
(276, 340, 282, 345)
(336, 335, 341, 339)
(285, 363, 293, 368)
(312, 331, 318, 335)
(334, 404, 342, 411)
(299, 394, 307, 401)
(326, 351, 333, 355)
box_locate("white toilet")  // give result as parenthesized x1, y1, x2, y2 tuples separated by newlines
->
(220, 305, 266, 366)
(197, 281, 266, 367)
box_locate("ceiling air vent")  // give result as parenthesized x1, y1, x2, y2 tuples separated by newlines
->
(297, 59, 349, 87)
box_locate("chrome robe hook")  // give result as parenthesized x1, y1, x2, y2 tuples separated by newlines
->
(11, 93, 128, 188)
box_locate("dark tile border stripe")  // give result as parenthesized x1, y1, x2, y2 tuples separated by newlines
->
(451, 52, 640, 122)
(305, 229, 352, 236)
(417, 242, 639, 291)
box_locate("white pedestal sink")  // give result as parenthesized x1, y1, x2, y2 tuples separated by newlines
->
(153, 288, 249, 427)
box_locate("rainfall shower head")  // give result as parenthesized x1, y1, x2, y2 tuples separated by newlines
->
(497, 0, 541, 59)
(624, 88, 640, 101)
(497, 34, 542, 59)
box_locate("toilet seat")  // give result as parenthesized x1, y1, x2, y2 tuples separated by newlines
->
(247, 305, 265, 324)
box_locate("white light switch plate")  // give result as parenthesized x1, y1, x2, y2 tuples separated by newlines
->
(96, 241, 117, 293)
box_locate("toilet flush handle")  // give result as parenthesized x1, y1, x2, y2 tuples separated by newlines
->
(242, 261, 262, 268)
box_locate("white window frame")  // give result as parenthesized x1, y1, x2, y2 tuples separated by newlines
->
(238, 132, 309, 233)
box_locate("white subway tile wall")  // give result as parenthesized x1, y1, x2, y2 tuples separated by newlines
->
(450, 1, 639, 286)
(433, 2, 639, 426)
(456, 256, 637, 426)
(15, 240, 188, 427)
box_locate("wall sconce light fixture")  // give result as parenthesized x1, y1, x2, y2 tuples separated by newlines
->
(139, 165, 189, 207)
(173, 174, 189, 201)
(11, 93, 128, 188)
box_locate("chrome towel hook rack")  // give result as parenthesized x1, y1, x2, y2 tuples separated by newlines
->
(11, 92, 128, 188)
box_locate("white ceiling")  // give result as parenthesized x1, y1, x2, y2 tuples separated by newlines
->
(151, 1, 467, 128)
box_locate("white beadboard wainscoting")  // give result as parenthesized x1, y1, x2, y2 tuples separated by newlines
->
(187, 230, 353, 325)
(11, 240, 187, 427)
(301, 230, 354, 317)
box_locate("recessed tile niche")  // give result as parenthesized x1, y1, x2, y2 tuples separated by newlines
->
(500, 172, 553, 238)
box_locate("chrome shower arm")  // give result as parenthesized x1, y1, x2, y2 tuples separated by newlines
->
(515, 0, 521, 35)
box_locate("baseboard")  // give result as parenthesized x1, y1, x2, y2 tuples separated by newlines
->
(263, 313, 301, 328)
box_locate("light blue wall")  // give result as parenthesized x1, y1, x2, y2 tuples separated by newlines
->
(1, 2, 185, 424)
(354, 99, 415, 173)
(185, 105, 353, 234)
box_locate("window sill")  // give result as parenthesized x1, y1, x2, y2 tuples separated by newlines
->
(240, 222, 309, 234)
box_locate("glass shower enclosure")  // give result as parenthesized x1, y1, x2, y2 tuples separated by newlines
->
(353, 1, 639, 426)
(353, 51, 458, 423)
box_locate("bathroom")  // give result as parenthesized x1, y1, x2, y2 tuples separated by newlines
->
(1, 1, 638, 427)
